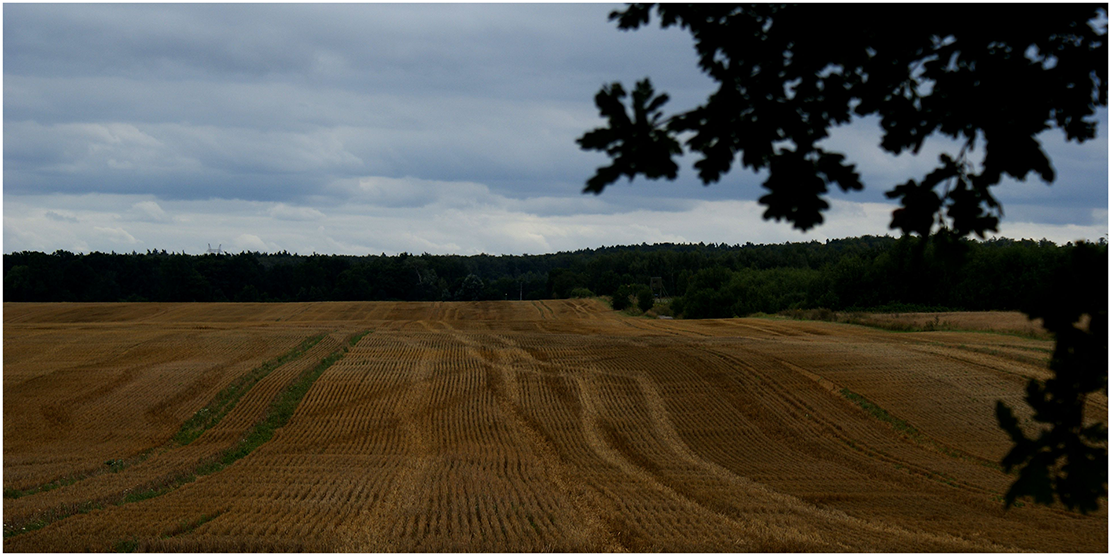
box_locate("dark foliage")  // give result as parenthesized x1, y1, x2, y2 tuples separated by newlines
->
(610, 284, 632, 311)
(3, 236, 1093, 313)
(636, 286, 655, 312)
(579, 3, 1108, 513)
(996, 243, 1108, 513)
(580, 4, 1106, 237)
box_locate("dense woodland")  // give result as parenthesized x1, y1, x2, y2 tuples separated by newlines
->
(4, 236, 1105, 318)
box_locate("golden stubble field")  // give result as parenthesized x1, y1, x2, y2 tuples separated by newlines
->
(3, 300, 1106, 552)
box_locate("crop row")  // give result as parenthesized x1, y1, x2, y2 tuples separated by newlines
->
(4, 330, 369, 551)
(2, 332, 351, 535)
(4, 303, 1105, 552)
(4, 326, 316, 490)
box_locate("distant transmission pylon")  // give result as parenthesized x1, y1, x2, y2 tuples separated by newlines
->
(206, 243, 224, 254)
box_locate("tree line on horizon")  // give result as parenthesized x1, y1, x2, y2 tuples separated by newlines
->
(3, 235, 1105, 318)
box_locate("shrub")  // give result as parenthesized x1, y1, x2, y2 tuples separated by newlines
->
(611, 291, 630, 311)
(637, 287, 655, 312)
(669, 296, 685, 316)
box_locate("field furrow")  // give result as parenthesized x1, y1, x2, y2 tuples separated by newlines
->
(4, 302, 1105, 552)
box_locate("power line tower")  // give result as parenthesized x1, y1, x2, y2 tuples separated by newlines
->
(206, 243, 224, 254)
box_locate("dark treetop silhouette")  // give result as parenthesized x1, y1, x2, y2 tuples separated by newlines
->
(578, 3, 1107, 513)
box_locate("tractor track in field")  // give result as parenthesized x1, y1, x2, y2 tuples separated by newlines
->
(4, 302, 1103, 552)
(3, 331, 359, 545)
(686, 345, 1003, 497)
(454, 329, 627, 552)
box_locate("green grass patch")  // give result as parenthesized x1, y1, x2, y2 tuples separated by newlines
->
(347, 329, 372, 348)
(173, 333, 325, 445)
(840, 388, 921, 438)
(4, 333, 328, 502)
(4, 476, 80, 500)
(777, 308, 1052, 339)
(839, 388, 1002, 473)
(126, 331, 367, 508)
(3, 517, 50, 539)
(112, 537, 139, 553)
(3, 448, 162, 500)
(121, 485, 175, 505)
(211, 335, 362, 468)
(774, 308, 954, 333)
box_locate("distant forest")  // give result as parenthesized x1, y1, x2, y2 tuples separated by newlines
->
(4, 236, 1105, 318)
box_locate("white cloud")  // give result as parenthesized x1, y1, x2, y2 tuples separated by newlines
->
(267, 203, 325, 221)
(4, 121, 202, 193)
(44, 210, 79, 223)
(7, 192, 1108, 257)
(93, 226, 139, 245)
(4, 222, 88, 253)
(989, 221, 1109, 245)
(231, 234, 277, 253)
(129, 200, 170, 222)
(1093, 208, 1109, 227)
(329, 175, 498, 209)
(157, 123, 364, 175)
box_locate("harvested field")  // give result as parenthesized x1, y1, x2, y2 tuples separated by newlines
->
(841, 310, 1059, 337)
(3, 301, 1106, 552)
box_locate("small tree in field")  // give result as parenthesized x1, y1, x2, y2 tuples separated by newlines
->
(637, 286, 655, 313)
(570, 287, 595, 298)
(610, 284, 633, 311)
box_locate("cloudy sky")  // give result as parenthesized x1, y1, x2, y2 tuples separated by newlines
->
(4, 3, 1107, 255)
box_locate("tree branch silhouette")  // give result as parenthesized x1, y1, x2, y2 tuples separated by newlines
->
(579, 3, 1108, 512)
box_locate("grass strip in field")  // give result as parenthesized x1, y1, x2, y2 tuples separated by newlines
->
(5, 334, 326, 502)
(199, 333, 364, 472)
(772, 310, 959, 334)
(3, 331, 369, 542)
(112, 537, 139, 553)
(4, 475, 82, 500)
(4, 450, 158, 500)
(840, 388, 921, 437)
(839, 388, 1002, 473)
(173, 333, 325, 445)
(775, 309, 1052, 339)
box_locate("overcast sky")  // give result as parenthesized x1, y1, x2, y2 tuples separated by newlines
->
(4, 3, 1107, 255)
